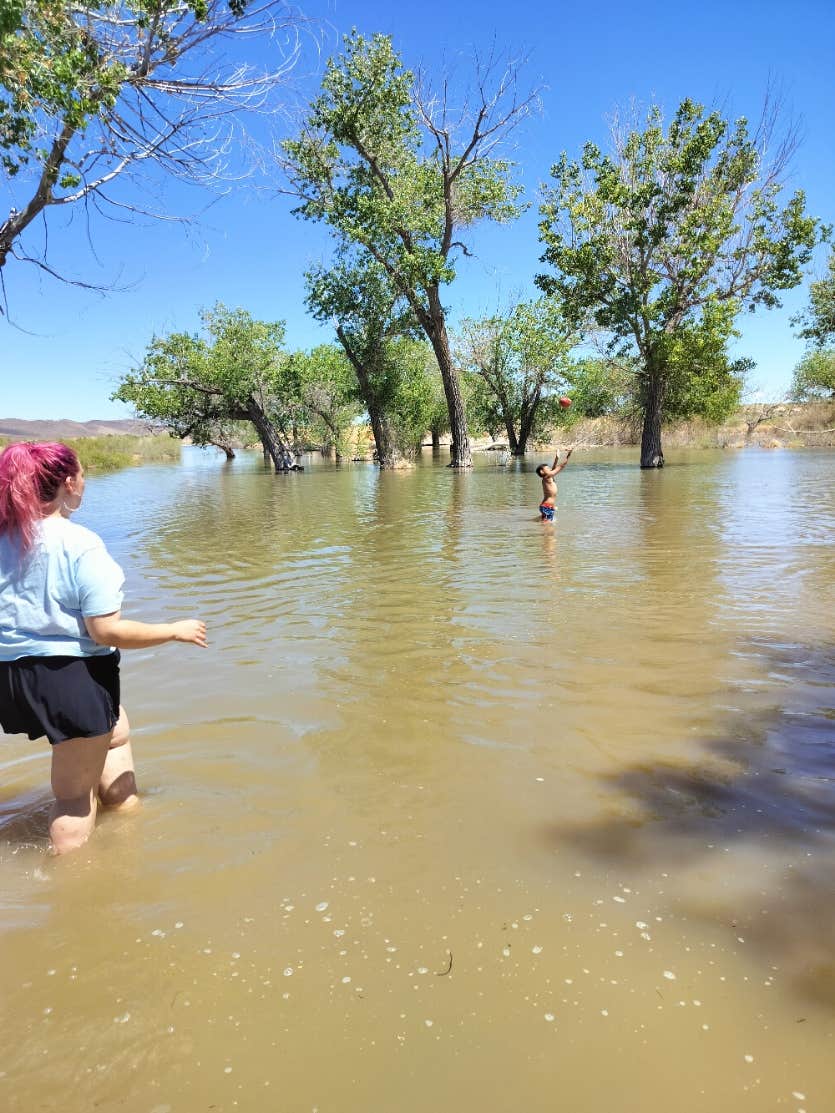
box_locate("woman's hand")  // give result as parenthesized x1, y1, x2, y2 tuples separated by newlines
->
(171, 619, 208, 648)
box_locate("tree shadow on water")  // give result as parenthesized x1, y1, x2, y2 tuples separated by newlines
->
(545, 640, 835, 1008)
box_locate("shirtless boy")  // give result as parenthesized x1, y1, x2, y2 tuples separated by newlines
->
(535, 447, 573, 521)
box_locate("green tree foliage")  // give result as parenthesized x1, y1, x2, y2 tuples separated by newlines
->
(537, 99, 822, 467)
(562, 357, 634, 419)
(0, 0, 299, 296)
(423, 366, 450, 449)
(290, 345, 363, 460)
(282, 31, 532, 467)
(790, 348, 835, 400)
(794, 247, 835, 347)
(383, 339, 445, 457)
(789, 246, 835, 402)
(305, 254, 431, 467)
(660, 307, 749, 423)
(457, 299, 574, 454)
(113, 304, 299, 471)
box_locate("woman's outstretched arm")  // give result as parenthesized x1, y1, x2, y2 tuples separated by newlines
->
(85, 612, 208, 649)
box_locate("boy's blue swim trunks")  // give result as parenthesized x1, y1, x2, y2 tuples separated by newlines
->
(539, 503, 555, 522)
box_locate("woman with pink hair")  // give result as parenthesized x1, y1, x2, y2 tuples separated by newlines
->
(0, 442, 207, 855)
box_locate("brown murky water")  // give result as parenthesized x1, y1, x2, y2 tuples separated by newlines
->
(1, 447, 833, 1113)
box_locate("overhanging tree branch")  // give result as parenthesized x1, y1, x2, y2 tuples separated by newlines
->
(1, 0, 308, 309)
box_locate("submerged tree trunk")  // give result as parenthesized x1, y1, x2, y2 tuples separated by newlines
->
(424, 288, 472, 468)
(211, 442, 235, 461)
(515, 389, 542, 456)
(246, 399, 294, 472)
(431, 426, 441, 449)
(368, 404, 409, 468)
(640, 373, 665, 468)
(335, 324, 409, 469)
(291, 423, 302, 456)
(320, 418, 343, 462)
(502, 410, 520, 455)
(357, 360, 408, 467)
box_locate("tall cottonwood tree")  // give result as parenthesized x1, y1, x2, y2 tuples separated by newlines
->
(282, 31, 532, 467)
(114, 304, 298, 470)
(537, 99, 822, 467)
(0, 0, 301, 303)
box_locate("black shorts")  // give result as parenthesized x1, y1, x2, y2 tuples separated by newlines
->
(0, 651, 121, 746)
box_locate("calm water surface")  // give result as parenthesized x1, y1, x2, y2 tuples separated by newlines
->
(1, 447, 833, 1113)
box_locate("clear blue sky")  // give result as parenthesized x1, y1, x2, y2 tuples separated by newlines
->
(2, 0, 833, 419)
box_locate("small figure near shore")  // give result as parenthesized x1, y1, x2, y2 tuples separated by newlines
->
(536, 447, 573, 522)
(0, 442, 207, 855)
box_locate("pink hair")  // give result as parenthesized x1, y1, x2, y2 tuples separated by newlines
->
(0, 442, 80, 552)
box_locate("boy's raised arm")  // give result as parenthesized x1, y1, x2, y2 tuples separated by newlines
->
(553, 447, 574, 474)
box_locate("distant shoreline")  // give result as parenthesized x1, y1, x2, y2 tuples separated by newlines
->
(474, 400, 835, 453)
(1, 400, 832, 454)
(0, 418, 159, 440)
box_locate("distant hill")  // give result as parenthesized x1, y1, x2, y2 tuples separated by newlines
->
(0, 418, 160, 440)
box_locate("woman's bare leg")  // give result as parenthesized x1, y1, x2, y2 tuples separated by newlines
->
(98, 706, 138, 809)
(49, 732, 112, 855)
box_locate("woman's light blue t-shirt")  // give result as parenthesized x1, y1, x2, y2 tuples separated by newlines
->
(0, 516, 124, 660)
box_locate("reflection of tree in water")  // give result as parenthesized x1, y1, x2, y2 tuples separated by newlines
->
(140, 463, 322, 579)
(545, 639, 835, 1008)
(631, 463, 728, 618)
(551, 462, 735, 763)
(304, 467, 471, 798)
